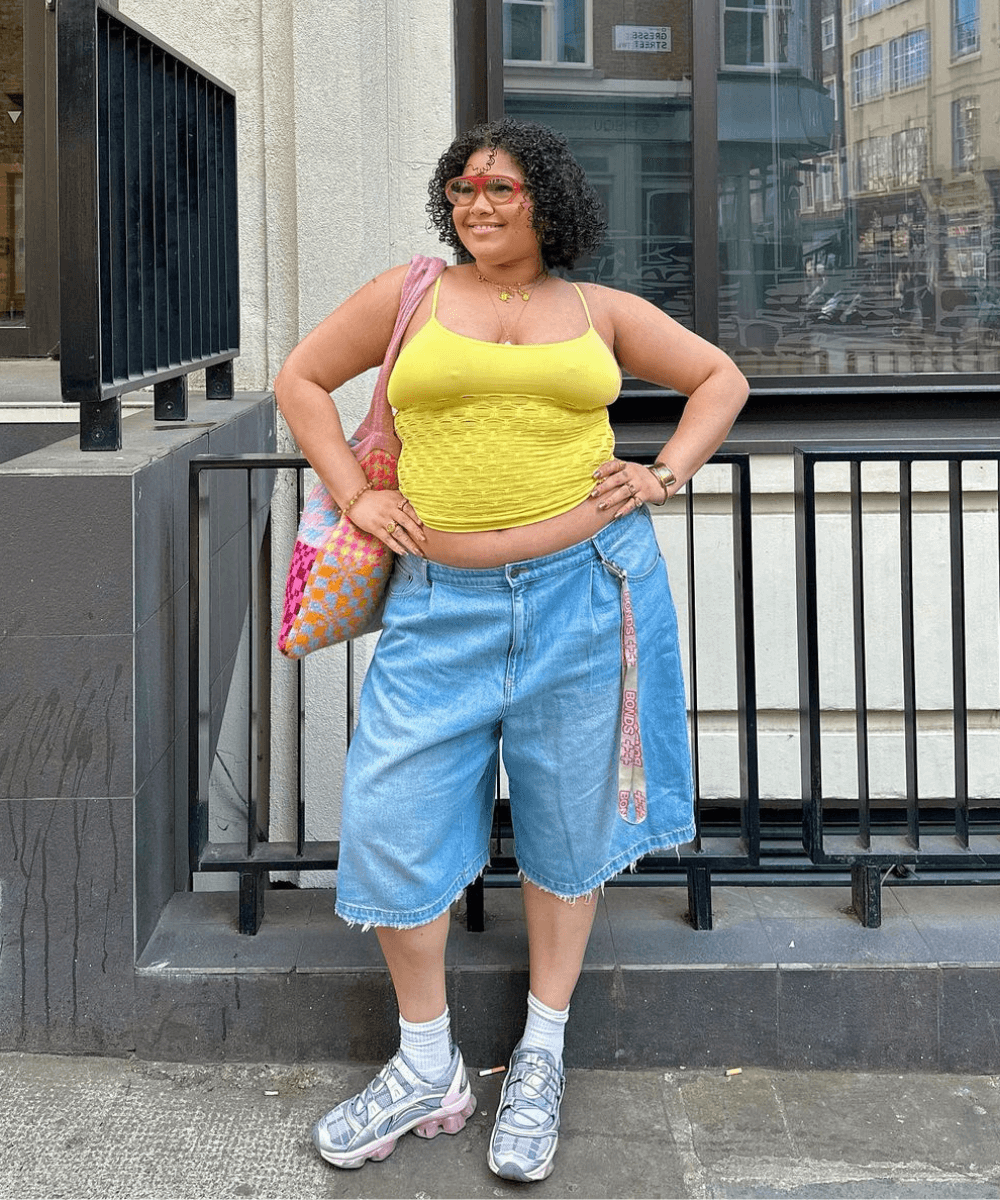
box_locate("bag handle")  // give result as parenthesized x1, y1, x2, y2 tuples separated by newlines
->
(354, 255, 447, 443)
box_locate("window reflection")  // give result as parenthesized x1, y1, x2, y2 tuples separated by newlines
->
(722, 0, 998, 377)
(504, 2, 694, 326)
(0, 0, 24, 325)
(504, 0, 1000, 379)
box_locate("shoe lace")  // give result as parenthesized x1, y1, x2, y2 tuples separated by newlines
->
(350, 1056, 400, 1121)
(501, 1053, 561, 1134)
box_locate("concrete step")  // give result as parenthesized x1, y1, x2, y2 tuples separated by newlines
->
(137, 882, 1000, 1071)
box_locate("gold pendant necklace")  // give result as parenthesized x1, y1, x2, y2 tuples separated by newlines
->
(476, 268, 548, 343)
(476, 268, 547, 304)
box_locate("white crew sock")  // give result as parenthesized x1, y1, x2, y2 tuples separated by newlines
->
(398, 1007, 453, 1081)
(520, 990, 570, 1065)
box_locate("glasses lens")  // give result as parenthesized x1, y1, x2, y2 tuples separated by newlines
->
(446, 178, 477, 205)
(485, 177, 517, 202)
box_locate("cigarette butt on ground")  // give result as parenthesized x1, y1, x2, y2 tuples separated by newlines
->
(725, 1067, 742, 1077)
(264, 1090, 280, 1096)
(479, 1065, 507, 1077)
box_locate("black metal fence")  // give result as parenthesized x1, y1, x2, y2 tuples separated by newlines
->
(189, 443, 1000, 935)
(58, 0, 239, 451)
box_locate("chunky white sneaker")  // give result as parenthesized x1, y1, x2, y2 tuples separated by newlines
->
(312, 1046, 475, 1169)
(488, 1042, 565, 1182)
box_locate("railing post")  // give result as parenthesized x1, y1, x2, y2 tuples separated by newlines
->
(686, 865, 713, 930)
(465, 877, 486, 933)
(851, 864, 882, 929)
(154, 376, 189, 421)
(794, 450, 824, 859)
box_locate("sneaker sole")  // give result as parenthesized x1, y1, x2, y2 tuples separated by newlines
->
(488, 1148, 555, 1183)
(316, 1091, 476, 1169)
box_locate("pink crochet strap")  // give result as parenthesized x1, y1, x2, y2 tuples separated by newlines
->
(354, 255, 447, 444)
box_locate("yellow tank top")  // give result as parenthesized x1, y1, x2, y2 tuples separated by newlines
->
(387, 279, 621, 532)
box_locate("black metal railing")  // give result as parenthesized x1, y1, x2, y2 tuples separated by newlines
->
(189, 442, 1000, 935)
(188, 452, 759, 934)
(796, 443, 1000, 924)
(58, 0, 239, 450)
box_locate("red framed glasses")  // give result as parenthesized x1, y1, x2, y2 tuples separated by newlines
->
(444, 174, 524, 206)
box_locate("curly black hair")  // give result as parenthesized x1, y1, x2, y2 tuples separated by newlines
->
(426, 118, 607, 271)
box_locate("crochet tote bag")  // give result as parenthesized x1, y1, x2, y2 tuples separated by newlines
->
(277, 255, 447, 658)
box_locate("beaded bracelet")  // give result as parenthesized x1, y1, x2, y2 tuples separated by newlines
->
(342, 482, 372, 513)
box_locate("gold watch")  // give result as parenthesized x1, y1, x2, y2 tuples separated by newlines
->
(647, 461, 676, 504)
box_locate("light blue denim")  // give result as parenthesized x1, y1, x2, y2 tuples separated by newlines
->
(335, 505, 695, 928)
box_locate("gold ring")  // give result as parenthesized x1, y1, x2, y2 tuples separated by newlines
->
(385, 520, 397, 535)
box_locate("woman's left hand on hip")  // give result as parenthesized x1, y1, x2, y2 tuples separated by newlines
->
(591, 458, 665, 518)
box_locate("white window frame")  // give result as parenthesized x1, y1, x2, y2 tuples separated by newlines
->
(502, 0, 592, 68)
(853, 135, 892, 193)
(952, 0, 980, 58)
(892, 126, 927, 187)
(851, 45, 883, 106)
(952, 96, 980, 173)
(889, 29, 929, 93)
(719, 0, 801, 72)
(821, 15, 836, 50)
(824, 75, 839, 124)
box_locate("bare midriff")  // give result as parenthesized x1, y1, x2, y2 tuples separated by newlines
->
(417, 495, 616, 569)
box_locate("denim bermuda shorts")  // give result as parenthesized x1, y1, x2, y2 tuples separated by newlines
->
(335, 505, 695, 929)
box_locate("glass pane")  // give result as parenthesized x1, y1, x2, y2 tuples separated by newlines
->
(0, 0, 24, 325)
(504, 2, 545, 62)
(558, 0, 587, 63)
(505, 2, 694, 328)
(718, 0, 1000, 380)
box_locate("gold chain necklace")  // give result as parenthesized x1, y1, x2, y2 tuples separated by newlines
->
(477, 270, 547, 343)
(476, 267, 548, 303)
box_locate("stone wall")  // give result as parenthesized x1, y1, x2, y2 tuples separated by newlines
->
(0, 395, 275, 1053)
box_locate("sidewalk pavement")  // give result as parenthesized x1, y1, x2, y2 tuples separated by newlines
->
(2, 1052, 1000, 1200)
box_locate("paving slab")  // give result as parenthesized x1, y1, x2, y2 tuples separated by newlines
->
(2, 1053, 1000, 1199)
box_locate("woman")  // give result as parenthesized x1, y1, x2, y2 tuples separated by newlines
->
(275, 118, 748, 1183)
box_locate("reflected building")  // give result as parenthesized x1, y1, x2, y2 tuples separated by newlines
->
(502, 0, 999, 379)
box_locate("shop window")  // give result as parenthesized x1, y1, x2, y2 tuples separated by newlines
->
(480, 0, 1000, 388)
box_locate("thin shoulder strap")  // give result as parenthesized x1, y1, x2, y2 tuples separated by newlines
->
(571, 282, 594, 329)
(430, 275, 443, 317)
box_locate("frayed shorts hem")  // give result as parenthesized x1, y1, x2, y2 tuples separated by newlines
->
(334, 852, 490, 931)
(517, 818, 697, 902)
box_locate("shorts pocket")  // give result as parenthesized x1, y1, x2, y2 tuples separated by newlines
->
(385, 555, 423, 600)
(598, 510, 664, 584)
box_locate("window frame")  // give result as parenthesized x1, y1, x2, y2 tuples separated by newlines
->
(0, 0, 59, 358)
(851, 44, 884, 107)
(888, 29, 929, 94)
(952, 95, 980, 174)
(501, 0, 592, 69)
(952, 0, 980, 60)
